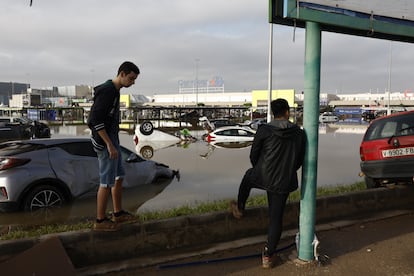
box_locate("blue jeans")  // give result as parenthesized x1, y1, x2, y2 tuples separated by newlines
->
(95, 142, 125, 188)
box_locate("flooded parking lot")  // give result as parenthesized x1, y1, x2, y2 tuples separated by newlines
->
(128, 126, 365, 212)
(0, 123, 366, 228)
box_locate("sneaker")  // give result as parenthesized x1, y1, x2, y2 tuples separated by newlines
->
(229, 200, 243, 219)
(112, 210, 137, 224)
(262, 254, 278, 268)
(93, 218, 120, 232)
(262, 246, 278, 269)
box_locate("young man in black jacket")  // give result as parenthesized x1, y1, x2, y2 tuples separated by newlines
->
(88, 61, 139, 231)
(231, 98, 306, 268)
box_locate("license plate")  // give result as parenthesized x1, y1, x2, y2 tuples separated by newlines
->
(382, 147, 414, 158)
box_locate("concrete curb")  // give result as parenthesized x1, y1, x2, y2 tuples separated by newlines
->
(77, 209, 413, 275)
(1, 185, 414, 270)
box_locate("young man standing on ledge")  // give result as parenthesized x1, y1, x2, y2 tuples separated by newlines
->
(230, 98, 306, 268)
(88, 61, 140, 231)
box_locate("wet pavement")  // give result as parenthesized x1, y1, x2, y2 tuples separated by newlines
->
(95, 210, 414, 276)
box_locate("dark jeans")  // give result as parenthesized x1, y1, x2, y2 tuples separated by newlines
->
(236, 168, 261, 211)
(266, 191, 289, 255)
(237, 168, 289, 256)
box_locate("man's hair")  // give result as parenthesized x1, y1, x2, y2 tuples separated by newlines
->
(271, 98, 290, 118)
(117, 61, 140, 76)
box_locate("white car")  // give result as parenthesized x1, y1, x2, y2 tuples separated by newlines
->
(134, 121, 181, 143)
(319, 112, 339, 123)
(133, 121, 182, 159)
(205, 126, 256, 142)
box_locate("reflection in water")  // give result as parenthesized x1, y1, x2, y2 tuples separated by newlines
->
(133, 130, 366, 212)
(135, 140, 196, 159)
(0, 178, 173, 237)
(200, 141, 253, 159)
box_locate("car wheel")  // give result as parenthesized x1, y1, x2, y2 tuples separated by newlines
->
(365, 176, 380, 189)
(140, 121, 154, 136)
(23, 185, 66, 212)
(140, 145, 154, 159)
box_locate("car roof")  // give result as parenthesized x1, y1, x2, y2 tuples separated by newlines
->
(213, 126, 255, 132)
(370, 110, 414, 123)
(0, 137, 91, 146)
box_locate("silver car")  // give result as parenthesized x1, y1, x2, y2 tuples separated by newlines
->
(0, 138, 176, 212)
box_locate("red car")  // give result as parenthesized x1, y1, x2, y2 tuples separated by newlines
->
(360, 110, 414, 188)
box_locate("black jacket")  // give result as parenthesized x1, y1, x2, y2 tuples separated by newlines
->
(250, 119, 306, 193)
(87, 80, 120, 150)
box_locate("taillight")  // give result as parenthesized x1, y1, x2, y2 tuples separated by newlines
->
(360, 147, 365, 161)
(0, 187, 7, 199)
(0, 157, 31, 171)
(133, 135, 139, 145)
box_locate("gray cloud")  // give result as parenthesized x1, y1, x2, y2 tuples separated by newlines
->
(1, 0, 413, 95)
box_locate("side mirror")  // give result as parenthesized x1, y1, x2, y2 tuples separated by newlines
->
(126, 153, 144, 163)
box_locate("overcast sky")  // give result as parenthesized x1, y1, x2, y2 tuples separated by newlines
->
(1, 0, 414, 96)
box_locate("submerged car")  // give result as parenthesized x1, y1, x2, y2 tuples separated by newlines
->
(0, 138, 177, 212)
(133, 121, 195, 159)
(205, 126, 256, 142)
(360, 110, 414, 188)
(0, 117, 50, 142)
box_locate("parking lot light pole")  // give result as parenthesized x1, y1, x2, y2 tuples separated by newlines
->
(195, 58, 199, 106)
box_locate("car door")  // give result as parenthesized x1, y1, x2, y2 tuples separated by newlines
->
(48, 141, 99, 197)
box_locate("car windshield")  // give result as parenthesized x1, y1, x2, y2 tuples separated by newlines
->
(0, 140, 135, 161)
(56, 142, 134, 160)
(216, 129, 254, 137)
(364, 112, 414, 141)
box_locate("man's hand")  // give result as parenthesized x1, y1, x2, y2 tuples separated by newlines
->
(97, 129, 118, 159)
(107, 143, 118, 159)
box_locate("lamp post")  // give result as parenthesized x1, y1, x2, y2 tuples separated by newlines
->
(267, 23, 273, 123)
(195, 59, 199, 106)
(90, 69, 95, 98)
(387, 42, 392, 115)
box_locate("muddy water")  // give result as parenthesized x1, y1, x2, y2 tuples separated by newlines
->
(0, 124, 366, 228)
(128, 129, 365, 212)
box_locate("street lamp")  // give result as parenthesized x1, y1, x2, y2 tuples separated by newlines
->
(387, 42, 392, 115)
(195, 59, 199, 106)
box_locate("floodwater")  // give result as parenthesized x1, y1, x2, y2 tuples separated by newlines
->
(0, 123, 367, 229)
(130, 124, 366, 212)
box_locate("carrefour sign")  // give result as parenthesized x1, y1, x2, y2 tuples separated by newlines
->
(178, 76, 224, 89)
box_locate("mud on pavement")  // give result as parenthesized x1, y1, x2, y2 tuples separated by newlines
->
(102, 211, 414, 276)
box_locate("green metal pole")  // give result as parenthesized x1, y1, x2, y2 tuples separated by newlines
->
(298, 21, 321, 261)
